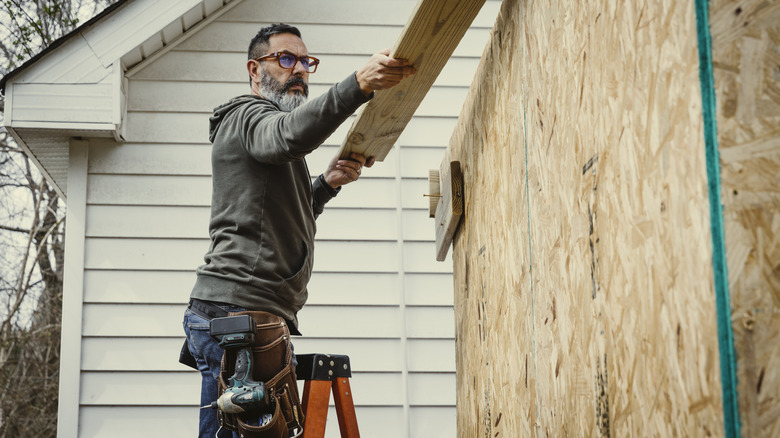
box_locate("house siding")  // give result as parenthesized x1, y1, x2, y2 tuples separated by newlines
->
(77, 0, 499, 436)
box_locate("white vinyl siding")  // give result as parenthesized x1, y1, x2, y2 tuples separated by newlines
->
(11, 82, 114, 124)
(74, 0, 500, 436)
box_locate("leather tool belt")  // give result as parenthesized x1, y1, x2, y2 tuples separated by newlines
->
(218, 310, 304, 438)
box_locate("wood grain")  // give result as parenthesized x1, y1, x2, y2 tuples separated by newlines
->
(337, 0, 486, 161)
(447, 0, 729, 435)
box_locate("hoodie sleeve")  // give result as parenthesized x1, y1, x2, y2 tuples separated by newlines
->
(311, 174, 340, 218)
(237, 73, 371, 165)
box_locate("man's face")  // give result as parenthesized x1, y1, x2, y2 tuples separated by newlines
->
(249, 33, 310, 111)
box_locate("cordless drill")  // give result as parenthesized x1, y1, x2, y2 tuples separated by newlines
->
(202, 315, 270, 414)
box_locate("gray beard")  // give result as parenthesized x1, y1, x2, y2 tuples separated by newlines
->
(259, 70, 308, 112)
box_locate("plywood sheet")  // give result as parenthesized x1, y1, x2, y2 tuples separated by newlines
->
(448, 0, 726, 435)
(710, 1, 780, 436)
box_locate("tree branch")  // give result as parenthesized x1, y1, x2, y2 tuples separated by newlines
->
(0, 224, 30, 233)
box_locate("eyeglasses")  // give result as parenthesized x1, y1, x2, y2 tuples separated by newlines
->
(254, 52, 320, 73)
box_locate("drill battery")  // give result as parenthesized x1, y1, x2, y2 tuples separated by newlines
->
(210, 314, 256, 347)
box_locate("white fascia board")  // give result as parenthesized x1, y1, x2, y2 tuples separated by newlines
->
(9, 121, 119, 134)
(83, 0, 204, 68)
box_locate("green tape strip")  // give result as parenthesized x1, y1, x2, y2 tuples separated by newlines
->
(521, 38, 540, 438)
(694, 1, 741, 436)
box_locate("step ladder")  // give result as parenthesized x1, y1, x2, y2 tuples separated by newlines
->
(295, 354, 360, 438)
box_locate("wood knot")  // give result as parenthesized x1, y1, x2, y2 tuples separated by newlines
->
(348, 132, 364, 145)
(742, 311, 755, 331)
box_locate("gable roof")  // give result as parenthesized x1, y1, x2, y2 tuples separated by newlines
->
(0, 1, 128, 93)
(1, 0, 240, 198)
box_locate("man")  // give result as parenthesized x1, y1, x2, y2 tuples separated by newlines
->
(181, 23, 415, 437)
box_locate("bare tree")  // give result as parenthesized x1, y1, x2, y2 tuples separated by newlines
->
(0, 1, 115, 436)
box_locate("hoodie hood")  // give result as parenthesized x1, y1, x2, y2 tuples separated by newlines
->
(208, 95, 275, 143)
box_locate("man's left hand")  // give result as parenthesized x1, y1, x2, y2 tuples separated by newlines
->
(323, 152, 375, 189)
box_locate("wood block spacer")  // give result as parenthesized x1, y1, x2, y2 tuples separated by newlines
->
(429, 160, 464, 261)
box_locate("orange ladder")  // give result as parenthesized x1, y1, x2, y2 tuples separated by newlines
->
(296, 354, 360, 438)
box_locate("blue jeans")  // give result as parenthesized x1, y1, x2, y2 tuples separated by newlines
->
(182, 305, 297, 438)
(183, 305, 244, 438)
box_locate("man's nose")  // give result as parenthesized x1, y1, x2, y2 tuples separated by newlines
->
(292, 59, 307, 76)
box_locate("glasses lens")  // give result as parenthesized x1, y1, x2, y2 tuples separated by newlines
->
(278, 53, 296, 69)
(303, 57, 318, 72)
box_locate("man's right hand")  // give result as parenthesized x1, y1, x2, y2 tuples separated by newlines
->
(355, 49, 417, 96)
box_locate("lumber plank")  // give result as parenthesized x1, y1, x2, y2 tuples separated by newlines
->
(338, 0, 486, 161)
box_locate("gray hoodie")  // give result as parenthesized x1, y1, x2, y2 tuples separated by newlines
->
(190, 74, 371, 332)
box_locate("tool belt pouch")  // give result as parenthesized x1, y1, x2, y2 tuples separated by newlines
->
(218, 311, 304, 437)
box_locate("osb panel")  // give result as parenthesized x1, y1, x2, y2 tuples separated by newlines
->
(449, 0, 724, 436)
(710, 1, 780, 436)
(448, 0, 534, 434)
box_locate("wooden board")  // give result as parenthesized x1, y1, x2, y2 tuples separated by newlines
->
(709, 1, 780, 436)
(337, 0, 486, 161)
(447, 0, 728, 435)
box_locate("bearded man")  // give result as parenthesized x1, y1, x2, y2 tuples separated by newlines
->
(180, 23, 415, 437)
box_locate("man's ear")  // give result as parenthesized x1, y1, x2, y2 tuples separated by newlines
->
(246, 60, 261, 82)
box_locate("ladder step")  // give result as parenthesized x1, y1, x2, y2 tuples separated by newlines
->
(295, 353, 351, 380)
(295, 354, 360, 438)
